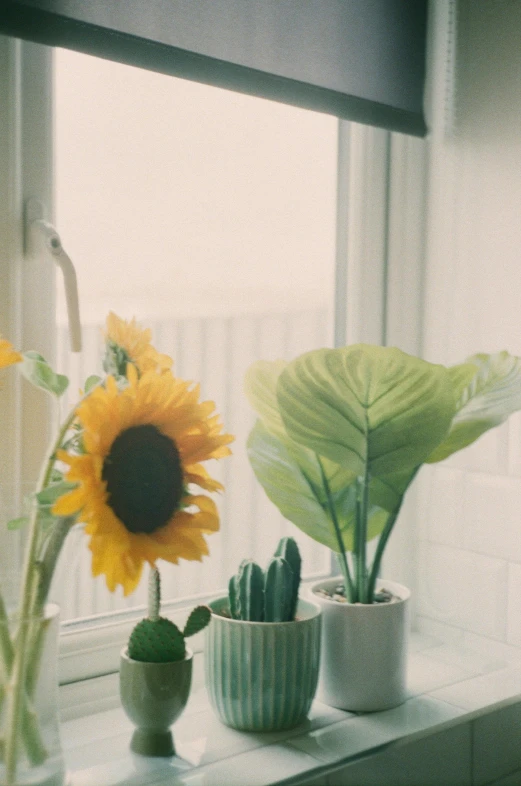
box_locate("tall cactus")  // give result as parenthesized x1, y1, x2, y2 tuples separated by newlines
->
(227, 537, 301, 622)
(228, 573, 240, 619)
(274, 536, 301, 620)
(264, 557, 293, 622)
(238, 560, 265, 621)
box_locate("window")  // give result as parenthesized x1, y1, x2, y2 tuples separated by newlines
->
(0, 36, 404, 681)
(52, 47, 337, 622)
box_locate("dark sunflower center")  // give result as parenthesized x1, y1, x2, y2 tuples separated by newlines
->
(102, 424, 184, 535)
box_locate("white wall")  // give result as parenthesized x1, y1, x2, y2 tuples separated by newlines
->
(414, 0, 521, 657)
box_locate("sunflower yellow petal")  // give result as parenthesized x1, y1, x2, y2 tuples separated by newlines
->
(59, 347, 232, 595)
(0, 336, 22, 369)
(184, 463, 224, 492)
(52, 488, 85, 516)
(153, 527, 209, 563)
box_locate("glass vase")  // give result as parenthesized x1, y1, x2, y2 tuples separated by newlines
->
(0, 603, 67, 786)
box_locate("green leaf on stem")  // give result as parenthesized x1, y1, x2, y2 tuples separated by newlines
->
(7, 516, 28, 531)
(247, 420, 388, 552)
(247, 420, 338, 550)
(84, 374, 102, 392)
(245, 358, 356, 494)
(245, 359, 290, 440)
(21, 351, 69, 397)
(60, 431, 84, 454)
(35, 481, 78, 507)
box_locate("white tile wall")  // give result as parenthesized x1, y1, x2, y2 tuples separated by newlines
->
(418, 466, 466, 547)
(412, 0, 521, 658)
(442, 427, 510, 478)
(507, 413, 521, 478)
(462, 475, 521, 563)
(416, 543, 508, 640)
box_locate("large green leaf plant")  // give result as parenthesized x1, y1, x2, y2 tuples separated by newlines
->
(245, 345, 521, 604)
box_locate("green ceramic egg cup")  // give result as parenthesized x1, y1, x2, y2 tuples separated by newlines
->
(119, 647, 193, 756)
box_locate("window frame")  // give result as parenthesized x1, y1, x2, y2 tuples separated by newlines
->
(0, 37, 427, 685)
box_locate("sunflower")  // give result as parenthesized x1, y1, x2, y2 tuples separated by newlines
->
(103, 311, 173, 377)
(53, 365, 233, 595)
(0, 335, 22, 369)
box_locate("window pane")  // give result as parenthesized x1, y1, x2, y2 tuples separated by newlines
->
(53, 49, 337, 622)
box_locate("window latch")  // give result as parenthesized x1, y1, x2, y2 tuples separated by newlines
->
(25, 200, 82, 353)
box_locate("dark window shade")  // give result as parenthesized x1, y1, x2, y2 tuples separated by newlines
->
(0, 0, 428, 136)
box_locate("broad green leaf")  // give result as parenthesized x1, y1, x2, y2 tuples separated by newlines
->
(447, 362, 479, 400)
(244, 359, 289, 440)
(21, 351, 69, 397)
(427, 351, 521, 463)
(245, 358, 355, 494)
(277, 344, 456, 477)
(247, 420, 339, 550)
(247, 420, 388, 553)
(286, 442, 356, 499)
(369, 467, 419, 513)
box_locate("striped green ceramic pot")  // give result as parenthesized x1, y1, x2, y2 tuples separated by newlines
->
(205, 597, 321, 731)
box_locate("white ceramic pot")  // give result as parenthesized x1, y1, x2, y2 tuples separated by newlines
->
(310, 577, 410, 712)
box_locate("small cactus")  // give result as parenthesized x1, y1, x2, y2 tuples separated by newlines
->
(128, 567, 211, 663)
(227, 537, 301, 622)
(128, 616, 186, 663)
(183, 605, 211, 638)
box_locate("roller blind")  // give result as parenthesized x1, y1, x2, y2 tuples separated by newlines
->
(0, 0, 428, 135)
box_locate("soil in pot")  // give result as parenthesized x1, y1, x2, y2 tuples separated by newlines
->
(314, 584, 400, 605)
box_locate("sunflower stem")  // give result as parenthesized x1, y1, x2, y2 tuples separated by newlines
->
(4, 401, 80, 783)
(148, 567, 161, 621)
(35, 516, 76, 615)
(0, 590, 48, 766)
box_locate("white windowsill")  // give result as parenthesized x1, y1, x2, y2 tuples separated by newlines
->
(60, 632, 521, 786)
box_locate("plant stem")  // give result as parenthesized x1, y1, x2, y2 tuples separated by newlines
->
(355, 468, 370, 603)
(366, 467, 420, 602)
(366, 504, 401, 603)
(0, 592, 13, 674)
(317, 456, 354, 602)
(4, 404, 79, 783)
